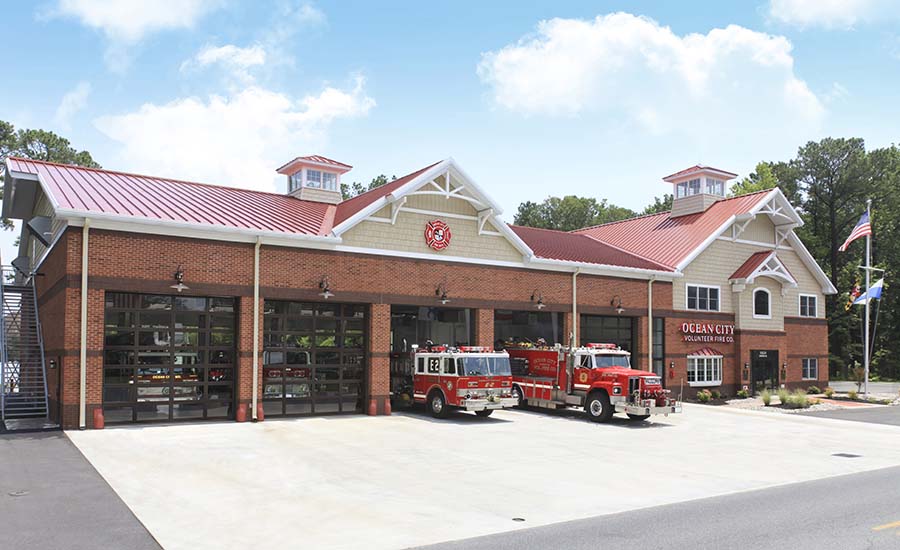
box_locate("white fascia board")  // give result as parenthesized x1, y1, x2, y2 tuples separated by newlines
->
(527, 257, 679, 281)
(675, 214, 738, 272)
(57, 209, 342, 249)
(786, 232, 838, 295)
(751, 188, 804, 227)
(330, 159, 452, 236)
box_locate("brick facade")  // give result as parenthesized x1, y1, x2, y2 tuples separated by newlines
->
(37, 226, 828, 428)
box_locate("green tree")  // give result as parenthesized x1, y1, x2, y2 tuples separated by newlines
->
(514, 195, 635, 231)
(341, 174, 395, 200)
(0, 121, 100, 231)
(641, 194, 673, 215)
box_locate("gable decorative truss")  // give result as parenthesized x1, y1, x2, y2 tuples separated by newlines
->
(679, 188, 837, 295)
(330, 158, 534, 257)
(730, 251, 797, 294)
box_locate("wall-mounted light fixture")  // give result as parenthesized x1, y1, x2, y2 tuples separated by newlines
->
(318, 276, 334, 299)
(436, 283, 450, 305)
(743, 362, 750, 381)
(170, 265, 189, 293)
(530, 290, 545, 310)
(610, 295, 624, 315)
(781, 361, 787, 380)
(669, 360, 675, 379)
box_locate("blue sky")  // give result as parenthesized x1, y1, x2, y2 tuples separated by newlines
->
(3, 1, 900, 261)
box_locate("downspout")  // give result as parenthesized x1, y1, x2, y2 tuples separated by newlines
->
(647, 276, 655, 372)
(571, 268, 580, 346)
(251, 237, 261, 420)
(79, 219, 90, 429)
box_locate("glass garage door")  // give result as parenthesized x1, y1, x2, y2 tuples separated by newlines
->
(102, 293, 236, 423)
(262, 301, 366, 416)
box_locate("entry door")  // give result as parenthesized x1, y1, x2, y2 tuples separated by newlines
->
(751, 350, 779, 393)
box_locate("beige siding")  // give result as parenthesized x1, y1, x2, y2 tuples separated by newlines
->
(739, 216, 775, 244)
(675, 222, 826, 329)
(340, 192, 523, 262)
(671, 194, 723, 217)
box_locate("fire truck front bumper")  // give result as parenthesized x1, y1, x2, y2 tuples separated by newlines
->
(614, 401, 682, 416)
(461, 397, 519, 412)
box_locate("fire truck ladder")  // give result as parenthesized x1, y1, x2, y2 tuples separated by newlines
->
(1, 267, 50, 422)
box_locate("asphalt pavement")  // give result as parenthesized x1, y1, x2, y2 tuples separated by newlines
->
(802, 404, 900, 426)
(0, 431, 160, 550)
(416, 465, 900, 550)
(830, 381, 900, 394)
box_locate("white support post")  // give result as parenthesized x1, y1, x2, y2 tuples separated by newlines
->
(864, 199, 871, 400)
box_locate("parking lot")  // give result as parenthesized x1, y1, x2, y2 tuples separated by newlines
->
(67, 404, 900, 550)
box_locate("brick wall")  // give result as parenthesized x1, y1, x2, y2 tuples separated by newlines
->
(38, 227, 827, 427)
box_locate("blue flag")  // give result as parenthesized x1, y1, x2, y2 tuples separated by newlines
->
(853, 278, 884, 305)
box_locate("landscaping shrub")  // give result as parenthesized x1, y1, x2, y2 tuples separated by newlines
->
(782, 389, 811, 409)
(710, 389, 721, 399)
(696, 389, 712, 403)
(848, 389, 859, 400)
(761, 389, 771, 406)
(777, 387, 789, 405)
(824, 387, 834, 398)
(736, 389, 750, 399)
(806, 385, 822, 395)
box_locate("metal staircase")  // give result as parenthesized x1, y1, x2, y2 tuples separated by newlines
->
(1, 268, 49, 422)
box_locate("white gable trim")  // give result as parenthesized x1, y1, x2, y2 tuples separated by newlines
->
(330, 158, 534, 258)
(730, 251, 797, 288)
(786, 232, 838, 294)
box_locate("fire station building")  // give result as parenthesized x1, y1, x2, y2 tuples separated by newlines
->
(1, 155, 836, 429)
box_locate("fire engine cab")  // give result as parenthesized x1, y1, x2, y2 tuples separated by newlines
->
(391, 343, 519, 418)
(505, 342, 681, 422)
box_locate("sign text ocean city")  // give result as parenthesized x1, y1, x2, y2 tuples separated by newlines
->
(681, 322, 736, 343)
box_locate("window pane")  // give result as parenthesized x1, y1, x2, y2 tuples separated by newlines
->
(709, 288, 719, 311)
(754, 290, 769, 316)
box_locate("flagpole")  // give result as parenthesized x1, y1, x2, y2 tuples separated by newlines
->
(864, 199, 871, 400)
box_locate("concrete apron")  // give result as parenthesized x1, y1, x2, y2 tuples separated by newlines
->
(67, 404, 900, 550)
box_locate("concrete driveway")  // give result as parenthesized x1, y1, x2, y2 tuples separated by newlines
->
(67, 405, 900, 550)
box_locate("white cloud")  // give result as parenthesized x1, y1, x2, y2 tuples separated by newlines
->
(54, 81, 92, 130)
(181, 44, 267, 82)
(48, 0, 224, 71)
(477, 13, 825, 139)
(767, 0, 898, 29)
(93, 76, 375, 193)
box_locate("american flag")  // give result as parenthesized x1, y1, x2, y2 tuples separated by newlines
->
(838, 211, 872, 252)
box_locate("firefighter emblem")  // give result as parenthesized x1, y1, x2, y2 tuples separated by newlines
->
(424, 220, 452, 251)
(579, 371, 589, 383)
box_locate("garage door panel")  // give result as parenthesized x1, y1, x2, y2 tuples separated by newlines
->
(263, 300, 368, 417)
(103, 292, 236, 424)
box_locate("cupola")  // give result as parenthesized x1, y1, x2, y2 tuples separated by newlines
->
(276, 155, 352, 204)
(663, 165, 737, 217)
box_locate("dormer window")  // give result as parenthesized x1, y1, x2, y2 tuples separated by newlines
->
(705, 178, 724, 196)
(277, 154, 352, 204)
(676, 178, 703, 198)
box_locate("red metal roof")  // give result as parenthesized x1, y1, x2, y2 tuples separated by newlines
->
(276, 155, 352, 174)
(689, 347, 724, 357)
(333, 162, 440, 227)
(510, 225, 672, 271)
(573, 190, 772, 270)
(7, 157, 336, 236)
(729, 251, 773, 280)
(662, 165, 738, 181)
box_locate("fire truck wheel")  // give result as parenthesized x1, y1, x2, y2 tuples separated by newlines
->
(511, 385, 524, 407)
(627, 414, 650, 422)
(428, 390, 449, 418)
(474, 409, 493, 418)
(584, 391, 613, 423)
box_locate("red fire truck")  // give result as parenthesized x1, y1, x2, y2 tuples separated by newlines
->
(391, 344, 519, 418)
(505, 342, 681, 422)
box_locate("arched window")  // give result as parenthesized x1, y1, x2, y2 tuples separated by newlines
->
(753, 288, 771, 319)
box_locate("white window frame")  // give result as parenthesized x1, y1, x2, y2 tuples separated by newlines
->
(802, 357, 818, 380)
(322, 172, 337, 191)
(687, 178, 701, 196)
(753, 288, 771, 319)
(306, 169, 323, 189)
(799, 294, 818, 318)
(685, 284, 721, 312)
(289, 171, 303, 192)
(686, 355, 723, 387)
(705, 177, 724, 195)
